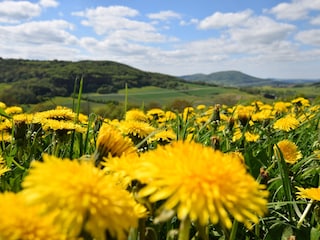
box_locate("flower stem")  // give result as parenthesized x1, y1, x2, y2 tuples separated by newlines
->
(178, 217, 191, 240)
(297, 200, 313, 229)
(229, 219, 238, 240)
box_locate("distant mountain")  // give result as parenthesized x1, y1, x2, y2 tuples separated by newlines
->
(181, 70, 320, 87)
(181, 71, 277, 87)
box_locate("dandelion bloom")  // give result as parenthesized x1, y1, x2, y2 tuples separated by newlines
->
(291, 97, 310, 107)
(147, 108, 165, 121)
(274, 139, 302, 164)
(136, 141, 269, 229)
(296, 187, 320, 201)
(147, 129, 177, 144)
(4, 106, 23, 115)
(273, 114, 300, 132)
(232, 128, 242, 142)
(125, 109, 148, 122)
(0, 156, 10, 176)
(22, 154, 146, 239)
(0, 192, 65, 240)
(95, 123, 137, 165)
(119, 120, 155, 139)
(244, 131, 260, 142)
(273, 101, 291, 114)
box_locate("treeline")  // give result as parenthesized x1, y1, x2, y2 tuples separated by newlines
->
(0, 58, 188, 105)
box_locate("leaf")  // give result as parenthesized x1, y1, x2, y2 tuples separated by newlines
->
(311, 227, 320, 240)
(0, 108, 11, 119)
(281, 226, 293, 240)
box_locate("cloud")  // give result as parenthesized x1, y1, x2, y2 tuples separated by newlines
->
(180, 18, 198, 26)
(72, 6, 174, 43)
(0, 0, 59, 23)
(197, 9, 295, 45)
(0, 1, 41, 23)
(310, 15, 320, 25)
(147, 10, 181, 21)
(268, 0, 320, 20)
(198, 9, 253, 29)
(295, 29, 320, 46)
(39, 0, 59, 8)
(0, 20, 77, 45)
(229, 16, 296, 44)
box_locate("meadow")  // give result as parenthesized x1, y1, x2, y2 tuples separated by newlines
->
(0, 92, 320, 239)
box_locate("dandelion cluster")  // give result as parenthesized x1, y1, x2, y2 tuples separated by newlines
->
(0, 96, 320, 239)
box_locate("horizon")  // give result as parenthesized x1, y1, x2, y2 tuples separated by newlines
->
(1, 0, 320, 79)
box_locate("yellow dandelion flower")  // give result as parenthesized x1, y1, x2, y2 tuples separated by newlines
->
(4, 106, 23, 115)
(244, 131, 260, 142)
(196, 104, 207, 110)
(232, 128, 242, 142)
(0, 131, 12, 142)
(291, 97, 310, 107)
(251, 110, 273, 122)
(41, 119, 87, 133)
(35, 106, 77, 121)
(22, 154, 146, 239)
(165, 111, 177, 121)
(196, 115, 210, 125)
(274, 139, 302, 164)
(95, 123, 137, 165)
(273, 114, 300, 132)
(137, 141, 269, 229)
(102, 153, 144, 187)
(296, 187, 320, 201)
(0, 192, 65, 240)
(147, 108, 165, 120)
(0, 156, 10, 176)
(182, 107, 195, 121)
(125, 108, 148, 122)
(13, 113, 34, 124)
(119, 120, 156, 139)
(147, 129, 177, 144)
(0, 102, 6, 109)
(273, 101, 291, 114)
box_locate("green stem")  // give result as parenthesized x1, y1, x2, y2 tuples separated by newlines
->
(197, 224, 209, 240)
(178, 217, 191, 240)
(11, 158, 25, 170)
(229, 219, 238, 240)
(124, 82, 128, 116)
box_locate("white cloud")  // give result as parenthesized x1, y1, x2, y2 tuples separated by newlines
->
(0, 1, 41, 23)
(0, 0, 59, 23)
(229, 16, 296, 44)
(310, 15, 320, 25)
(39, 0, 59, 8)
(198, 9, 253, 29)
(180, 18, 198, 26)
(72, 6, 173, 43)
(147, 10, 181, 21)
(269, 0, 320, 20)
(0, 20, 76, 45)
(295, 29, 320, 46)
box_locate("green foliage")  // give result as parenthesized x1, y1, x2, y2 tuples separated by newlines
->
(0, 58, 188, 105)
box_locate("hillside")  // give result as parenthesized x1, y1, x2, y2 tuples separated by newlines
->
(181, 70, 280, 87)
(0, 58, 188, 104)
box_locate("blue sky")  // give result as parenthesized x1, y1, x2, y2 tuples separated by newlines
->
(0, 0, 320, 79)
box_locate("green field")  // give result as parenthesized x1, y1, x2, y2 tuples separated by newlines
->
(23, 82, 320, 115)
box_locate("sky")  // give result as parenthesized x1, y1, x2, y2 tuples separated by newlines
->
(0, 0, 320, 79)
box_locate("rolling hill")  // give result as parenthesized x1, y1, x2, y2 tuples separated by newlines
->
(180, 70, 278, 87)
(0, 58, 189, 105)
